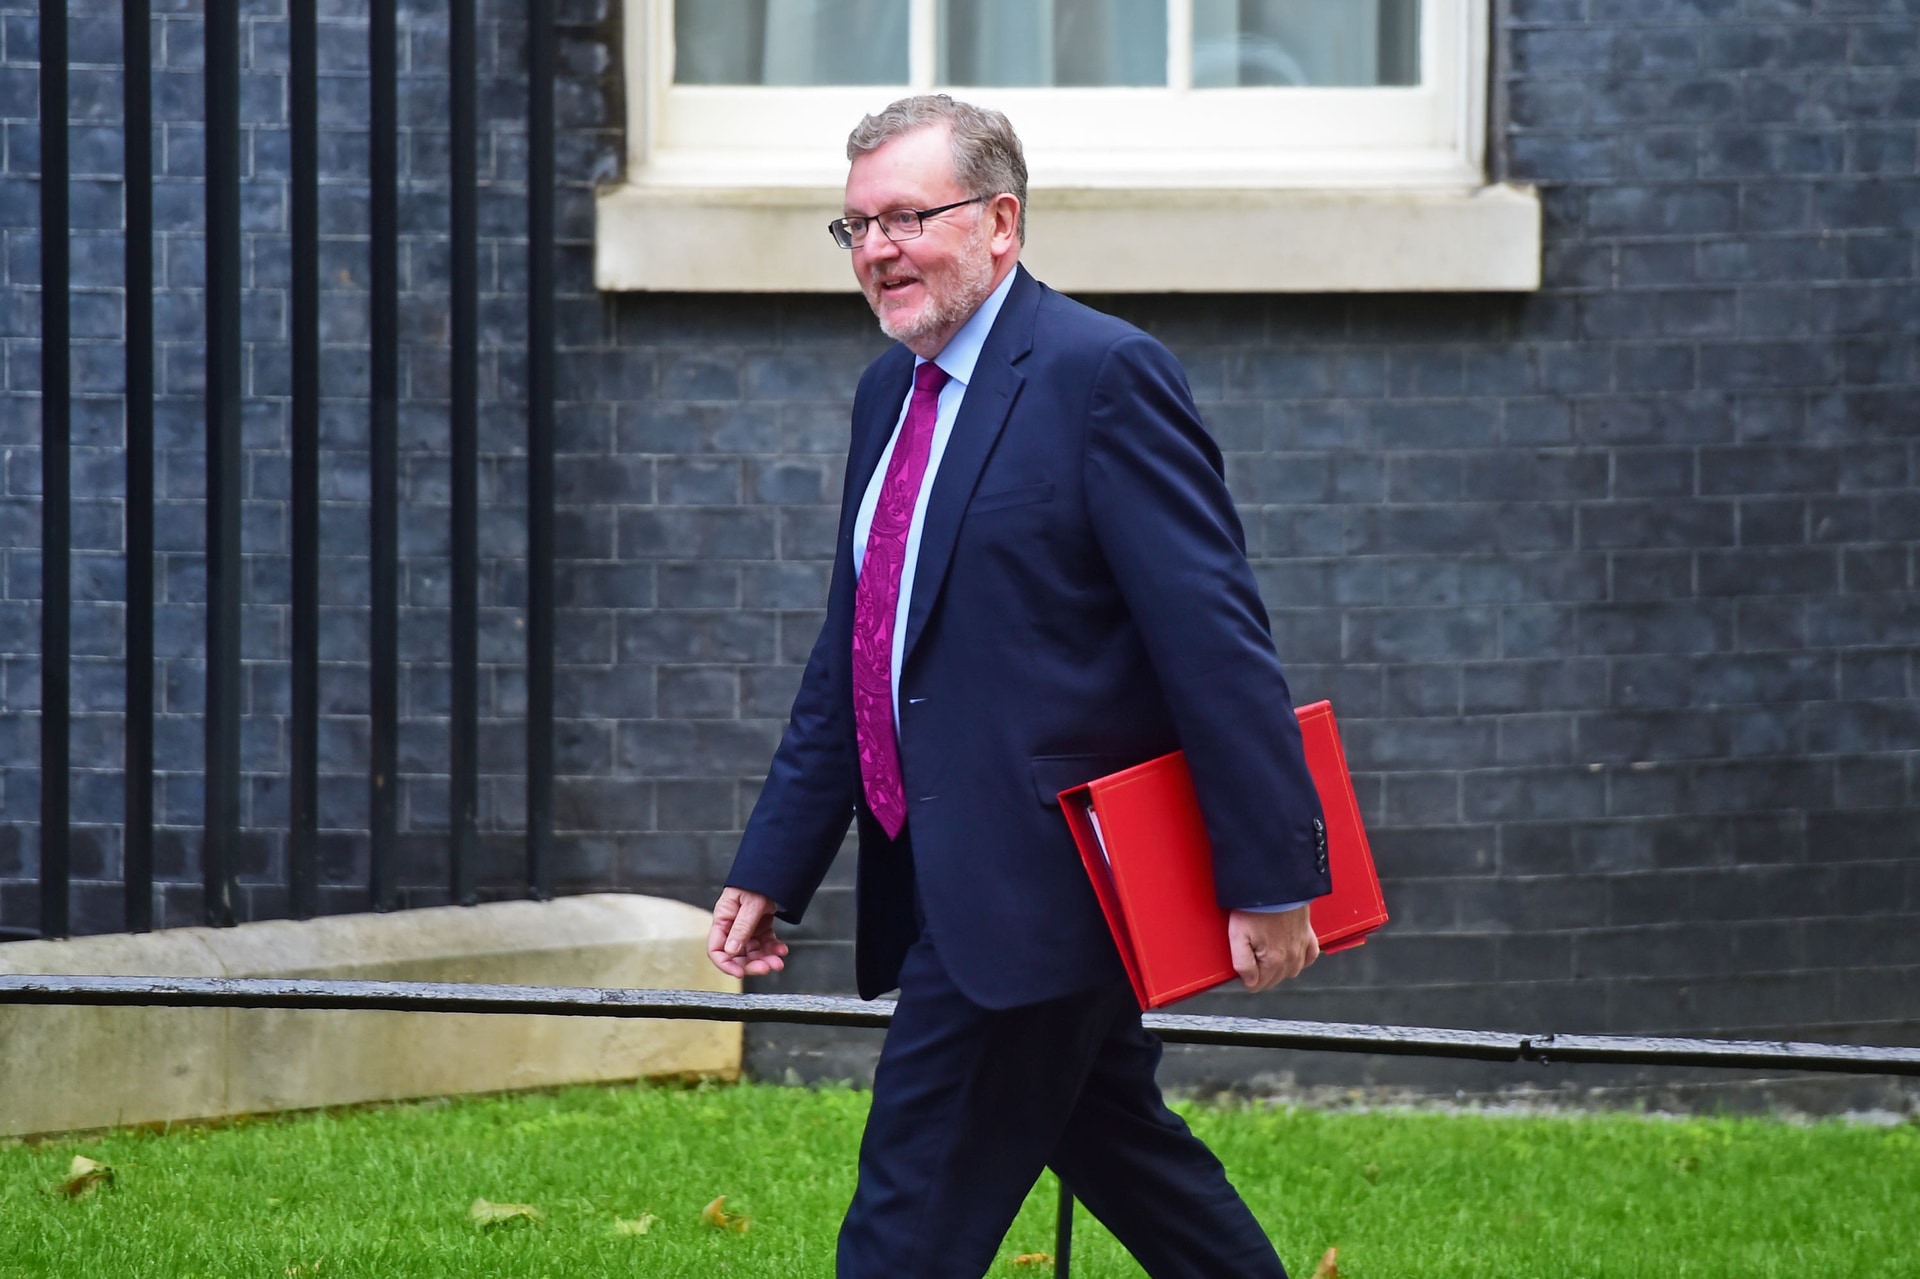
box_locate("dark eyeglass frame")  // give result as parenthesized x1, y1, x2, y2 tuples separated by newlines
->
(828, 195, 988, 249)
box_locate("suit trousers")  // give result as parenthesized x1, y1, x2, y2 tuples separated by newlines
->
(836, 915, 1290, 1278)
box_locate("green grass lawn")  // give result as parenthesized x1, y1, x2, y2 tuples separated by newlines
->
(1, 1081, 1915, 1278)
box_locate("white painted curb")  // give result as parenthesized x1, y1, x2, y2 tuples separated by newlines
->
(0, 894, 740, 1138)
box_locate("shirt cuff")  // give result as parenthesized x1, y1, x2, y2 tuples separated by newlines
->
(1240, 899, 1313, 914)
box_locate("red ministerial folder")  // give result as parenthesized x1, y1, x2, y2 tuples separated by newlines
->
(1057, 700, 1387, 1010)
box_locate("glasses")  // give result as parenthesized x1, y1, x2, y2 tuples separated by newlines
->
(828, 196, 987, 249)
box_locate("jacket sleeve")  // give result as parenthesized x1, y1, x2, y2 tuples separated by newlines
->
(725, 564, 860, 924)
(1082, 332, 1331, 909)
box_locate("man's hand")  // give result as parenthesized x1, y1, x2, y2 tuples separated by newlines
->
(1227, 904, 1319, 993)
(708, 887, 789, 979)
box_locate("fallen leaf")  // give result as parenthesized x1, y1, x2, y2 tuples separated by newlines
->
(59, 1155, 115, 1200)
(284, 1260, 326, 1277)
(469, 1198, 544, 1229)
(1310, 1246, 1340, 1279)
(612, 1213, 659, 1236)
(1361, 1162, 1381, 1184)
(700, 1195, 751, 1233)
(1011, 1253, 1053, 1267)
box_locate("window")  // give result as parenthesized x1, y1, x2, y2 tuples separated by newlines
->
(674, 1, 1418, 89)
(596, 0, 1540, 293)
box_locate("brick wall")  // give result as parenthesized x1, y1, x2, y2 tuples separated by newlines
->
(2, 0, 1916, 1103)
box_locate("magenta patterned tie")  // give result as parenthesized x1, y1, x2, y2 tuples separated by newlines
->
(854, 360, 950, 838)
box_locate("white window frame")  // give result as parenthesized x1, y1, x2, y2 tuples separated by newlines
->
(595, 0, 1541, 293)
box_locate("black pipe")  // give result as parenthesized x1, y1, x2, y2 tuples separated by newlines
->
(37, 0, 70, 941)
(203, 0, 242, 928)
(368, 0, 400, 910)
(288, 0, 320, 920)
(122, 0, 154, 934)
(1, 977, 1918, 1078)
(1054, 1181, 1074, 1278)
(449, 0, 479, 906)
(525, 0, 555, 902)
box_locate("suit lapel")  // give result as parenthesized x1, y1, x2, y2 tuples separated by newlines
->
(841, 348, 915, 551)
(901, 267, 1040, 666)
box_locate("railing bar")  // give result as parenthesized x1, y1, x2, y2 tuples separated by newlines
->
(1522, 1031, 1920, 1072)
(525, 0, 555, 902)
(1140, 1011, 1530, 1057)
(122, 0, 155, 934)
(37, 0, 71, 941)
(287, 0, 320, 920)
(368, 0, 400, 911)
(1054, 1181, 1074, 1279)
(202, 0, 243, 929)
(448, 0, 479, 906)
(2, 977, 1918, 1078)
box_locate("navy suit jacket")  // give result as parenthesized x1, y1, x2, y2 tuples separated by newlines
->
(726, 266, 1330, 1010)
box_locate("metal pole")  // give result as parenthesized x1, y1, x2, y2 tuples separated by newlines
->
(203, 0, 243, 929)
(449, 0, 479, 905)
(525, 0, 555, 901)
(368, 0, 400, 910)
(122, 0, 154, 934)
(38, 0, 70, 941)
(287, 0, 320, 919)
(1, 980, 1918, 1079)
(1054, 1183, 1074, 1278)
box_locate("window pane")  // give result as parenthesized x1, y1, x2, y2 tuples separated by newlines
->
(940, 0, 1166, 87)
(675, 0, 910, 86)
(1192, 0, 1420, 87)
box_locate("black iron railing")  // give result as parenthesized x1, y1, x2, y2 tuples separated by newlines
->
(26, 2, 559, 939)
(2, 976, 1916, 1277)
(4, 976, 1918, 1077)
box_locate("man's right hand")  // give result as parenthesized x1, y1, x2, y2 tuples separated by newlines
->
(708, 887, 788, 979)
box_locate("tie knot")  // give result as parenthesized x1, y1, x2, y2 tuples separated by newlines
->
(914, 360, 949, 397)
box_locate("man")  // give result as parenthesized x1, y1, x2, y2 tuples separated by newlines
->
(708, 95, 1331, 1278)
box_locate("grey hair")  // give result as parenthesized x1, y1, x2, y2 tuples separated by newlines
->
(847, 94, 1028, 243)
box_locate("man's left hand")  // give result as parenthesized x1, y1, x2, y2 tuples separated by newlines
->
(1227, 905, 1320, 993)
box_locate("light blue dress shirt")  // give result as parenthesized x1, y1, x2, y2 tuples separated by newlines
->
(849, 268, 1307, 917)
(851, 267, 1018, 727)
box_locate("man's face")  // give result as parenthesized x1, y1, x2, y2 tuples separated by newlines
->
(844, 125, 995, 352)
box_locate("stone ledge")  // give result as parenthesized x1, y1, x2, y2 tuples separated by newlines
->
(0, 894, 740, 1139)
(595, 181, 1543, 293)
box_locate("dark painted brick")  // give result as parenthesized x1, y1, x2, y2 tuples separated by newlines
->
(1699, 547, 1837, 595)
(1343, 718, 1499, 770)
(618, 720, 784, 778)
(617, 508, 776, 561)
(1582, 499, 1735, 549)
(618, 611, 774, 666)
(1843, 544, 1911, 594)
(740, 665, 805, 720)
(1741, 182, 1813, 232)
(1733, 597, 1811, 650)
(1741, 497, 1810, 544)
(1346, 609, 1499, 663)
(655, 780, 736, 833)
(1589, 184, 1739, 235)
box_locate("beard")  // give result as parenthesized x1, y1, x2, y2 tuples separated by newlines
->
(866, 218, 996, 347)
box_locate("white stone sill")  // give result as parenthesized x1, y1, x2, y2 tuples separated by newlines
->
(594, 181, 1542, 294)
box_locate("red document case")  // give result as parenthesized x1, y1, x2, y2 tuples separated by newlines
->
(1057, 700, 1388, 1010)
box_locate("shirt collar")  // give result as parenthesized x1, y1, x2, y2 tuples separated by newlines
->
(916, 266, 1019, 389)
